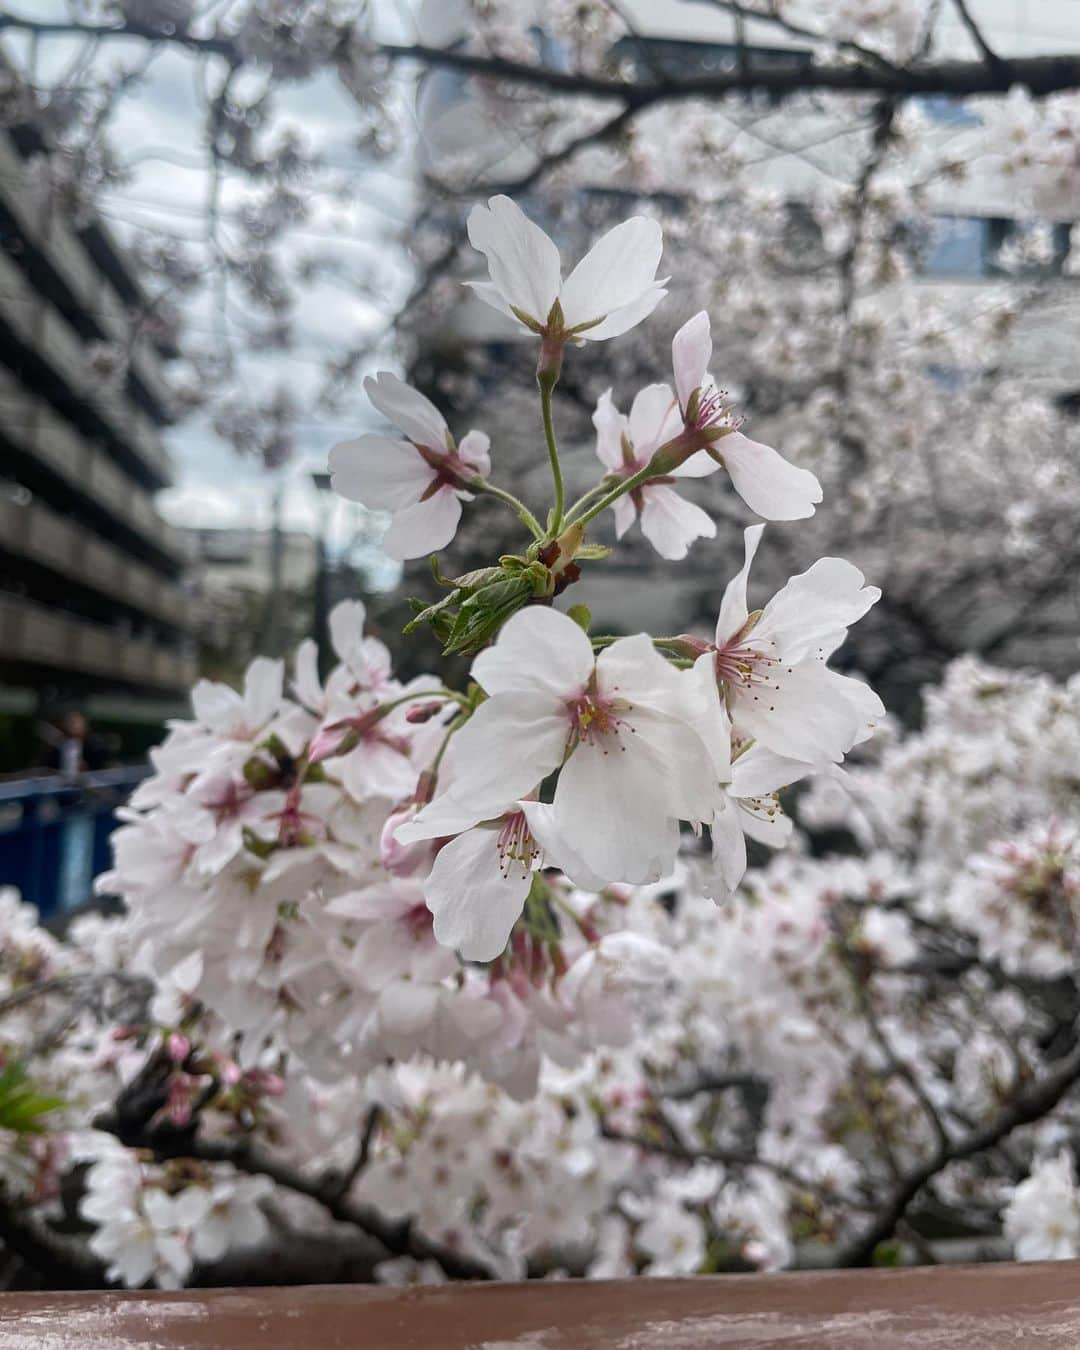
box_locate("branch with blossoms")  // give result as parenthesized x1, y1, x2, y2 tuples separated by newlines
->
(323, 195, 879, 958)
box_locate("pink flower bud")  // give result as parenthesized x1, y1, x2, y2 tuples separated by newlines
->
(166, 1078, 192, 1127)
(166, 1032, 191, 1064)
(248, 1069, 286, 1097)
(405, 700, 444, 724)
(380, 805, 435, 878)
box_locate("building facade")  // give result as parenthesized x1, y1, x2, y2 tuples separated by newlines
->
(0, 64, 196, 713)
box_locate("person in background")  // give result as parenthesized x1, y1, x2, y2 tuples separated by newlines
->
(38, 711, 109, 776)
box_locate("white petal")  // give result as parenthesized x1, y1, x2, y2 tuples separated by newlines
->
(577, 283, 667, 341)
(243, 657, 283, 730)
(559, 217, 663, 331)
(467, 195, 562, 327)
(293, 638, 323, 711)
(328, 599, 368, 665)
(715, 524, 765, 644)
(672, 310, 712, 412)
(622, 703, 721, 826)
(472, 605, 594, 699)
(394, 790, 498, 844)
(670, 449, 721, 480)
(438, 691, 568, 817)
(329, 433, 433, 511)
(704, 800, 747, 900)
(729, 745, 812, 797)
(690, 652, 732, 784)
(517, 801, 608, 891)
(592, 388, 628, 472)
(596, 631, 685, 708)
(732, 661, 864, 767)
(837, 671, 886, 747)
(464, 278, 516, 320)
(553, 743, 679, 884)
(756, 558, 881, 664)
(457, 428, 491, 478)
(737, 797, 794, 849)
(425, 826, 533, 961)
(364, 371, 448, 450)
(628, 383, 680, 458)
(612, 493, 637, 539)
(381, 490, 463, 561)
(639, 485, 716, 561)
(718, 432, 822, 521)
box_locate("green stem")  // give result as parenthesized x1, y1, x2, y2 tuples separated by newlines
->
(590, 634, 686, 652)
(564, 480, 614, 525)
(471, 479, 545, 540)
(574, 464, 654, 529)
(538, 373, 564, 536)
(382, 687, 470, 714)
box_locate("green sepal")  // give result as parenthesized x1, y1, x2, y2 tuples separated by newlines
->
(242, 827, 277, 860)
(442, 574, 536, 656)
(567, 604, 591, 632)
(0, 1061, 65, 1135)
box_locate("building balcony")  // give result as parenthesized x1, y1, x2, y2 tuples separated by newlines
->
(0, 247, 172, 492)
(0, 366, 190, 572)
(0, 493, 191, 633)
(0, 593, 197, 693)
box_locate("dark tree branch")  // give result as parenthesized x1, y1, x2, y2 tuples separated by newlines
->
(0, 1197, 104, 1289)
(113, 1126, 496, 1281)
(95, 1054, 494, 1282)
(952, 0, 1008, 79)
(838, 1038, 1080, 1265)
(380, 43, 1080, 102)
(693, 0, 904, 77)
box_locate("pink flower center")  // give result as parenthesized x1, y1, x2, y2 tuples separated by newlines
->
(565, 680, 631, 752)
(689, 384, 739, 436)
(403, 902, 435, 940)
(713, 636, 780, 691)
(496, 811, 540, 880)
(202, 777, 253, 821)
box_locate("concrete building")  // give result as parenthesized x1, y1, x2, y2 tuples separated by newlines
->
(0, 61, 196, 710)
(187, 527, 319, 602)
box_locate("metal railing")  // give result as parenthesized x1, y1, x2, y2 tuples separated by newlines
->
(0, 766, 148, 919)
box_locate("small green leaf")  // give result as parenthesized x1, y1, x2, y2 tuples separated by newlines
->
(872, 1239, 903, 1268)
(0, 1061, 65, 1135)
(443, 575, 535, 656)
(567, 604, 591, 632)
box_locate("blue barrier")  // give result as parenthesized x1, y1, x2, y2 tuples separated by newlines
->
(0, 767, 149, 919)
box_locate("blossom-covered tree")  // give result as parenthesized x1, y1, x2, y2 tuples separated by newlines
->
(1, 189, 1079, 1289)
(0, 3, 1077, 692)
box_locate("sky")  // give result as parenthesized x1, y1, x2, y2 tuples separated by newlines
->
(4, 2, 425, 584)
(6, 0, 1080, 579)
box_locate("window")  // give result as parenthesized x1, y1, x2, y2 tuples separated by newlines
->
(915, 95, 981, 128)
(611, 37, 812, 105)
(921, 216, 1074, 279)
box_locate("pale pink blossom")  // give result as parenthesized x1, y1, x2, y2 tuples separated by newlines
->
(467, 195, 667, 341)
(329, 372, 490, 560)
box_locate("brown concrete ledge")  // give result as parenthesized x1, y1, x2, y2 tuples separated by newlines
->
(1, 1260, 1079, 1348)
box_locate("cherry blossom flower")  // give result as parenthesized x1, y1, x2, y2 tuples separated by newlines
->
(1004, 1153, 1080, 1261)
(700, 740, 806, 900)
(329, 372, 490, 560)
(592, 386, 716, 560)
(466, 195, 667, 342)
(699, 524, 884, 767)
(671, 311, 822, 520)
(402, 606, 721, 890)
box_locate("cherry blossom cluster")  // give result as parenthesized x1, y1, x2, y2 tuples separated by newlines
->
(328, 197, 882, 956)
(1, 656, 1078, 1283)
